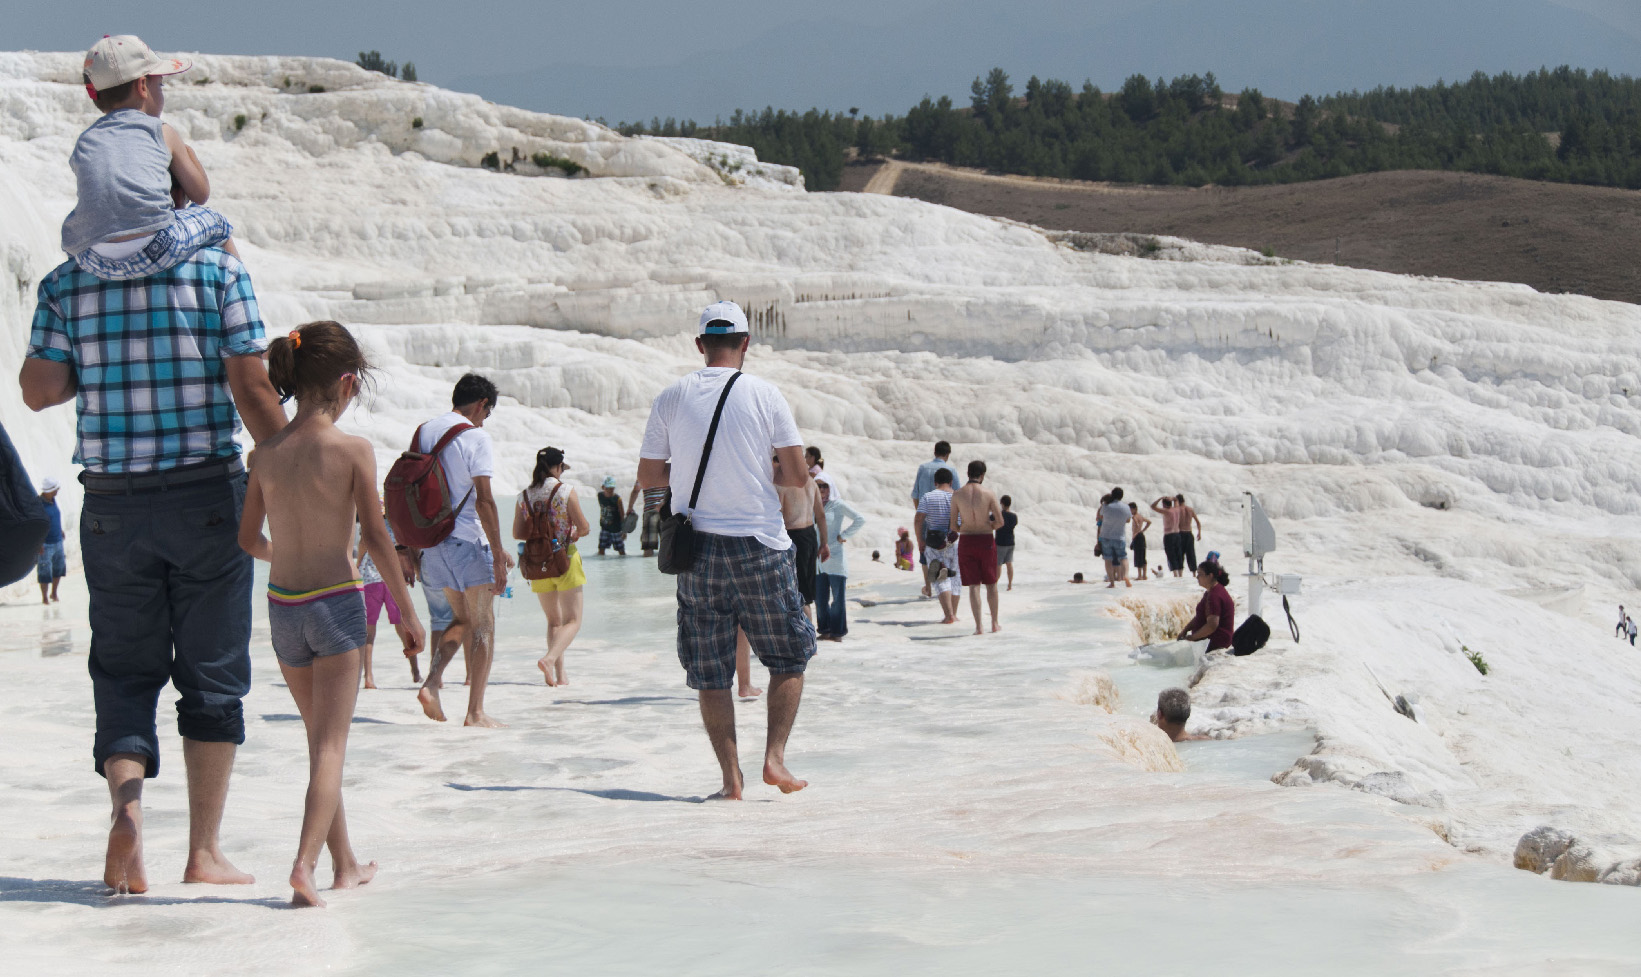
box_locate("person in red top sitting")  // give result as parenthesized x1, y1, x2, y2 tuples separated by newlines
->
(1179, 559, 1235, 652)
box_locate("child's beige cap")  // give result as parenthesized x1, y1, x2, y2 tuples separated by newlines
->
(84, 35, 190, 92)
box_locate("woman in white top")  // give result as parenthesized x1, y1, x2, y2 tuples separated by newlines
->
(513, 447, 591, 687)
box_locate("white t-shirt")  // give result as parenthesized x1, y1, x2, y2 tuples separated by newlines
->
(639, 367, 802, 551)
(416, 411, 495, 546)
(1099, 501, 1131, 541)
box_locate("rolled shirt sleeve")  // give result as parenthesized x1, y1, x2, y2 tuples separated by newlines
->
(27, 277, 73, 363)
(217, 262, 269, 358)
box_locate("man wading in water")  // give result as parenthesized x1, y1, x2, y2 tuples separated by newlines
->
(636, 302, 816, 799)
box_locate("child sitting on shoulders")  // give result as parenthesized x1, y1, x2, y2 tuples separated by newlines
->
(64, 34, 240, 281)
(238, 320, 424, 908)
(894, 527, 914, 571)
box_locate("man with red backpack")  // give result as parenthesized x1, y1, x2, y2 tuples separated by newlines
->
(406, 374, 513, 727)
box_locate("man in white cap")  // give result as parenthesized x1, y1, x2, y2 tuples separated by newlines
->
(64, 35, 238, 281)
(595, 475, 627, 556)
(636, 301, 817, 799)
(37, 477, 66, 605)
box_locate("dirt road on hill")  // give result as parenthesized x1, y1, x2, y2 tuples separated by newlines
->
(839, 161, 1641, 305)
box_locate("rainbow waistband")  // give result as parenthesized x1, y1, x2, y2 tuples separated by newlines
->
(267, 580, 363, 606)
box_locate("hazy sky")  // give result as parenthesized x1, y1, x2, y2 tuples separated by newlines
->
(11, 1, 1641, 121)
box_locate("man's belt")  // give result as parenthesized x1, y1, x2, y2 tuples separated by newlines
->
(80, 458, 244, 495)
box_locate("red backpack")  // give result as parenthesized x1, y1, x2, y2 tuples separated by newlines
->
(383, 421, 474, 549)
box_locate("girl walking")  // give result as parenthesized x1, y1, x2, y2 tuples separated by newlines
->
(238, 321, 424, 907)
(515, 447, 591, 686)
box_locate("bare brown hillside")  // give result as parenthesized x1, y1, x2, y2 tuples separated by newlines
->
(837, 161, 1641, 305)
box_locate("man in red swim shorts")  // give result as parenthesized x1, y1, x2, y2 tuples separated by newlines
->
(951, 460, 1005, 635)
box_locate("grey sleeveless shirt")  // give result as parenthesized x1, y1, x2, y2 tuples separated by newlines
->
(60, 109, 176, 256)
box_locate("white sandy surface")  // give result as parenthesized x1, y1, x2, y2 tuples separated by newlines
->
(2, 52, 1640, 973)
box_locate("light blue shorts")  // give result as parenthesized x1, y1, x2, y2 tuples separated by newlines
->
(424, 582, 454, 631)
(421, 536, 494, 595)
(1100, 537, 1128, 562)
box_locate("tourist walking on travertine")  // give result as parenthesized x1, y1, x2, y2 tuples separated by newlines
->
(1152, 496, 1183, 576)
(1099, 488, 1132, 588)
(1618, 605, 1628, 639)
(815, 478, 866, 642)
(238, 321, 424, 907)
(516, 447, 591, 687)
(1129, 503, 1152, 581)
(776, 451, 829, 618)
(916, 468, 962, 624)
(595, 476, 626, 556)
(36, 477, 66, 604)
(636, 301, 815, 799)
(413, 374, 513, 728)
(910, 441, 959, 597)
(23, 181, 285, 895)
(354, 513, 418, 688)
(1174, 494, 1202, 573)
(996, 495, 1018, 591)
(1629, 616, 1638, 648)
(953, 460, 1004, 634)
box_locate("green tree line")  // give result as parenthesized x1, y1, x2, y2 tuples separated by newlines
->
(615, 66, 1641, 191)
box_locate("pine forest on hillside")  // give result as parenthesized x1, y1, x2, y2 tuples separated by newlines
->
(615, 67, 1641, 192)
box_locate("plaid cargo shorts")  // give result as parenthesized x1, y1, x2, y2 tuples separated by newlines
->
(675, 533, 817, 690)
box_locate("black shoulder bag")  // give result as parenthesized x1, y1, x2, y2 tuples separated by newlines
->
(657, 371, 743, 575)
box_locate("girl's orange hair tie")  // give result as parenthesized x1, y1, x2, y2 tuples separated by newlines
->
(288, 330, 302, 349)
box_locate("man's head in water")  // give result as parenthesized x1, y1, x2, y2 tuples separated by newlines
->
(1152, 688, 1193, 742)
(1071, 572, 1084, 583)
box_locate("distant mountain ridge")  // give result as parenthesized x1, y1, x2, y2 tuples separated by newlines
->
(453, 0, 1641, 123)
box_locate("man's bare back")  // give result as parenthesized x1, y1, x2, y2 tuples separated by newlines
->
(952, 482, 1003, 535)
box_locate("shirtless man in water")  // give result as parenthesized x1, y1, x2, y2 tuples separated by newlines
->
(238, 321, 424, 906)
(952, 460, 1005, 634)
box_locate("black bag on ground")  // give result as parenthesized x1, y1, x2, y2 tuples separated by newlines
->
(1231, 614, 1271, 656)
(0, 422, 48, 587)
(657, 372, 742, 575)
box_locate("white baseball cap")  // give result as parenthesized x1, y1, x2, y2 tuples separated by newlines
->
(84, 35, 191, 93)
(698, 301, 749, 335)
(40, 476, 61, 493)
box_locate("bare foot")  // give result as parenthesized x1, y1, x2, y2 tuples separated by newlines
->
(991, 622, 1002, 633)
(417, 684, 446, 722)
(1125, 580, 1132, 588)
(536, 658, 556, 686)
(104, 810, 147, 894)
(290, 859, 326, 908)
(410, 666, 422, 684)
(333, 860, 378, 890)
(1106, 582, 1115, 589)
(763, 760, 808, 794)
(973, 628, 983, 635)
(738, 686, 763, 699)
(705, 785, 743, 800)
(183, 848, 254, 885)
(464, 711, 507, 728)
(362, 676, 377, 690)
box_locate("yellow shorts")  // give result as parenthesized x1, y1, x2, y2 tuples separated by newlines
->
(528, 545, 586, 593)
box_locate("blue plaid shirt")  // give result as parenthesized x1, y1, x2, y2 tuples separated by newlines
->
(28, 250, 268, 473)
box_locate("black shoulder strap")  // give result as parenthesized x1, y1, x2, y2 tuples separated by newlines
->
(686, 371, 743, 511)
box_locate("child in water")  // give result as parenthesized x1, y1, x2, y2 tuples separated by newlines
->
(238, 320, 424, 907)
(894, 527, 914, 570)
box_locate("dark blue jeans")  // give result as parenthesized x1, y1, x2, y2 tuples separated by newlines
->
(82, 474, 252, 777)
(815, 572, 848, 638)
